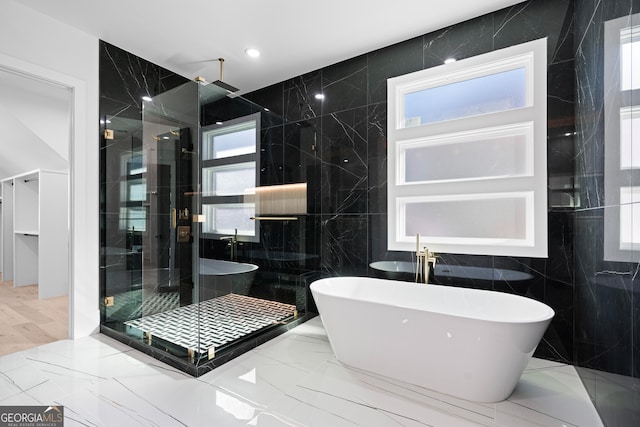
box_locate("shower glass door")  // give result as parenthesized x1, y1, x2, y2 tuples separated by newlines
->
(122, 81, 202, 360)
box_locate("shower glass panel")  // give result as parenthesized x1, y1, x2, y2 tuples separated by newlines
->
(101, 71, 308, 373)
(101, 79, 202, 362)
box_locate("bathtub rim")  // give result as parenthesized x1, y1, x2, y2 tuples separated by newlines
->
(199, 258, 259, 276)
(310, 276, 555, 325)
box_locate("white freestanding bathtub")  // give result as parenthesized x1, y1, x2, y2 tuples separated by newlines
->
(310, 276, 554, 402)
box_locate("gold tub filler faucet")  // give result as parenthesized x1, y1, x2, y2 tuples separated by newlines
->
(415, 234, 437, 284)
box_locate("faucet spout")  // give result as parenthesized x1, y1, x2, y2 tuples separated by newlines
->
(415, 234, 437, 284)
(220, 228, 238, 261)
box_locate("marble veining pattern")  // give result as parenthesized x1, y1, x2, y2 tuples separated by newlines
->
(0, 317, 603, 426)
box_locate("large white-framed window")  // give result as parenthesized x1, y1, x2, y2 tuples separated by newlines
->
(604, 14, 640, 262)
(201, 112, 260, 241)
(387, 38, 548, 257)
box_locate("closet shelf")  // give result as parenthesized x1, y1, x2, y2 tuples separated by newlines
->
(2, 169, 69, 299)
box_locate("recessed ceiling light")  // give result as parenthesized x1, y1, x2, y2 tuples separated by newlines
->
(444, 58, 457, 64)
(245, 48, 261, 58)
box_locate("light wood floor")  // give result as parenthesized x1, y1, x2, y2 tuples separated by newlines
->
(0, 273, 68, 356)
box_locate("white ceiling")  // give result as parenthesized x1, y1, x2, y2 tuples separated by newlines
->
(20, 0, 523, 95)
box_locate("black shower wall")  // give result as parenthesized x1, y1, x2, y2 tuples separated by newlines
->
(574, 0, 640, 424)
(574, 0, 640, 379)
(243, 0, 577, 364)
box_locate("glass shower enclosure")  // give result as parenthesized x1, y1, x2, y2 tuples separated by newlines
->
(100, 77, 307, 375)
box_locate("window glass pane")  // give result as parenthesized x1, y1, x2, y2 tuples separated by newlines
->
(620, 187, 640, 249)
(403, 195, 528, 240)
(402, 127, 530, 183)
(120, 153, 146, 175)
(202, 163, 256, 196)
(403, 68, 527, 127)
(203, 121, 257, 160)
(203, 204, 255, 236)
(621, 26, 640, 91)
(119, 207, 146, 232)
(620, 106, 640, 169)
(120, 179, 146, 202)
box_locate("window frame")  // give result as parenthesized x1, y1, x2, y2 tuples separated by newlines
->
(387, 37, 548, 257)
(604, 14, 640, 261)
(200, 112, 261, 242)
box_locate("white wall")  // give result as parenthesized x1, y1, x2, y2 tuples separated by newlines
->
(0, 87, 69, 179)
(0, 0, 100, 338)
(0, 70, 71, 169)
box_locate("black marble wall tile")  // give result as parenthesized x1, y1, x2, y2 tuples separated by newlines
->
(434, 253, 495, 270)
(283, 119, 319, 184)
(367, 102, 387, 215)
(574, 5, 606, 212)
(320, 214, 368, 276)
(260, 125, 284, 186)
(284, 71, 322, 122)
(201, 95, 255, 126)
(320, 107, 368, 214)
(539, 277, 574, 362)
(494, 0, 573, 65)
(284, 119, 321, 213)
(493, 256, 545, 297)
(546, 211, 575, 286)
(100, 41, 187, 110)
(368, 213, 390, 264)
(552, 0, 576, 63)
(601, 0, 636, 21)
(423, 14, 494, 69)
(321, 54, 368, 114)
(547, 60, 576, 139)
(593, 272, 633, 375)
(368, 36, 423, 104)
(242, 82, 285, 129)
(159, 68, 189, 95)
(574, 211, 600, 367)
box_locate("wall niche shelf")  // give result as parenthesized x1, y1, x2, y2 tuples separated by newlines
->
(0, 169, 68, 299)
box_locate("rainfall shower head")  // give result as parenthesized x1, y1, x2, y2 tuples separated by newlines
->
(213, 58, 239, 92)
(211, 79, 239, 93)
(195, 58, 239, 93)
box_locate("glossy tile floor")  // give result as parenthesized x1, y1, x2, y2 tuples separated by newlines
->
(0, 317, 603, 426)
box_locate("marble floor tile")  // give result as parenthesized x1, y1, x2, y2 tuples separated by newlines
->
(0, 316, 604, 427)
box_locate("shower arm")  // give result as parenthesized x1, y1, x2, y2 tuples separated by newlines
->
(218, 58, 225, 82)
